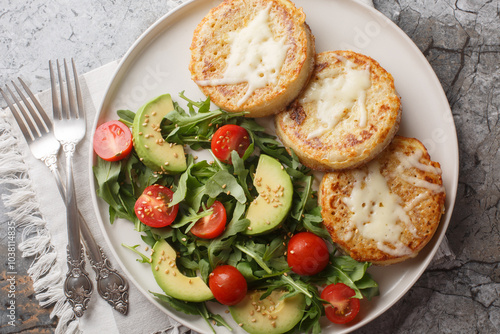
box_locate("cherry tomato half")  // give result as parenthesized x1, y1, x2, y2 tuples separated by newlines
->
(134, 185, 178, 228)
(93, 120, 133, 161)
(287, 232, 329, 276)
(321, 283, 360, 324)
(209, 265, 247, 305)
(211, 124, 250, 164)
(190, 201, 227, 239)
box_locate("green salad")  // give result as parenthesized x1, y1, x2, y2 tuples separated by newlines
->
(92, 92, 379, 334)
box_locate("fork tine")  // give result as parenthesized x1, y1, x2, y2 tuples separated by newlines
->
(11, 80, 49, 135)
(57, 59, 69, 120)
(18, 77, 53, 131)
(49, 60, 62, 121)
(64, 59, 78, 119)
(71, 58, 84, 120)
(1, 86, 36, 142)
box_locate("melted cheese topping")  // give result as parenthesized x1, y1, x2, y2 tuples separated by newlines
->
(196, 5, 289, 107)
(395, 151, 445, 193)
(342, 161, 416, 256)
(302, 56, 371, 138)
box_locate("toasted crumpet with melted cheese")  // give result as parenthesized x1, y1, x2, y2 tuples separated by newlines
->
(275, 50, 401, 171)
(189, 0, 315, 118)
(318, 136, 446, 265)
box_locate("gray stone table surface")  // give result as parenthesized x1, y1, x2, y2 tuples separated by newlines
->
(1, 0, 498, 333)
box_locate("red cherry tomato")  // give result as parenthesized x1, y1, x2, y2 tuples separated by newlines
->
(190, 201, 227, 239)
(134, 185, 178, 228)
(93, 120, 133, 161)
(211, 124, 250, 164)
(209, 265, 247, 305)
(287, 232, 329, 276)
(321, 283, 360, 324)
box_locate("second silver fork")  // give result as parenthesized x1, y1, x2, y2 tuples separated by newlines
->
(49, 59, 93, 317)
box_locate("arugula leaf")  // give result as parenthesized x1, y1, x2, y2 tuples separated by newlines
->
(117, 109, 135, 127)
(322, 255, 379, 299)
(121, 244, 150, 263)
(162, 92, 246, 149)
(150, 292, 232, 333)
(204, 169, 246, 203)
(93, 158, 138, 224)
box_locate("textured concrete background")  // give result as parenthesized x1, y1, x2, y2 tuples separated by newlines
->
(1, 0, 499, 333)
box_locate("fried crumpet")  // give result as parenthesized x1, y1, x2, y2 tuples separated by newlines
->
(189, 0, 315, 117)
(275, 50, 401, 171)
(319, 136, 446, 265)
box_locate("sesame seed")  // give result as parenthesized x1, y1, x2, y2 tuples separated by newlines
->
(144, 145, 149, 149)
(152, 111, 157, 116)
(174, 153, 178, 158)
(142, 123, 148, 127)
(238, 323, 243, 327)
(155, 266, 159, 271)
(139, 132, 143, 135)
(173, 271, 176, 276)
(182, 238, 187, 242)
(226, 190, 231, 195)
(248, 227, 253, 231)
(251, 319, 256, 323)
(222, 184, 227, 189)
(148, 258, 152, 263)
(165, 269, 169, 274)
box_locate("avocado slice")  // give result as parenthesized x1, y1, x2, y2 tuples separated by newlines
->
(132, 94, 186, 174)
(229, 290, 305, 334)
(244, 155, 293, 235)
(151, 239, 213, 302)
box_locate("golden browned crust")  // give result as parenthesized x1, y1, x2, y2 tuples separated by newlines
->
(275, 50, 401, 171)
(189, 0, 315, 117)
(319, 136, 446, 265)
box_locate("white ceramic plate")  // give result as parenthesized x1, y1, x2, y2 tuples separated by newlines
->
(89, 0, 459, 333)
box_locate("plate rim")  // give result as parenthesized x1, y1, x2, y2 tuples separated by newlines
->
(88, 0, 459, 333)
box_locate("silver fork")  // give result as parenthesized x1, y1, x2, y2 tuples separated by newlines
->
(1, 64, 129, 315)
(49, 59, 93, 317)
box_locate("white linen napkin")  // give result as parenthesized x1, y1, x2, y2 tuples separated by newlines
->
(0, 1, 454, 333)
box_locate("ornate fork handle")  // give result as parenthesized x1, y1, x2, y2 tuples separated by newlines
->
(47, 165, 130, 314)
(88, 247, 129, 315)
(64, 246, 93, 317)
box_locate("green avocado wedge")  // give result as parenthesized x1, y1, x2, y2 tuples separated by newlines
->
(244, 155, 293, 235)
(132, 94, 186, 174)
(151, 239, 213, 302)
(229, 290, 305, 334)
